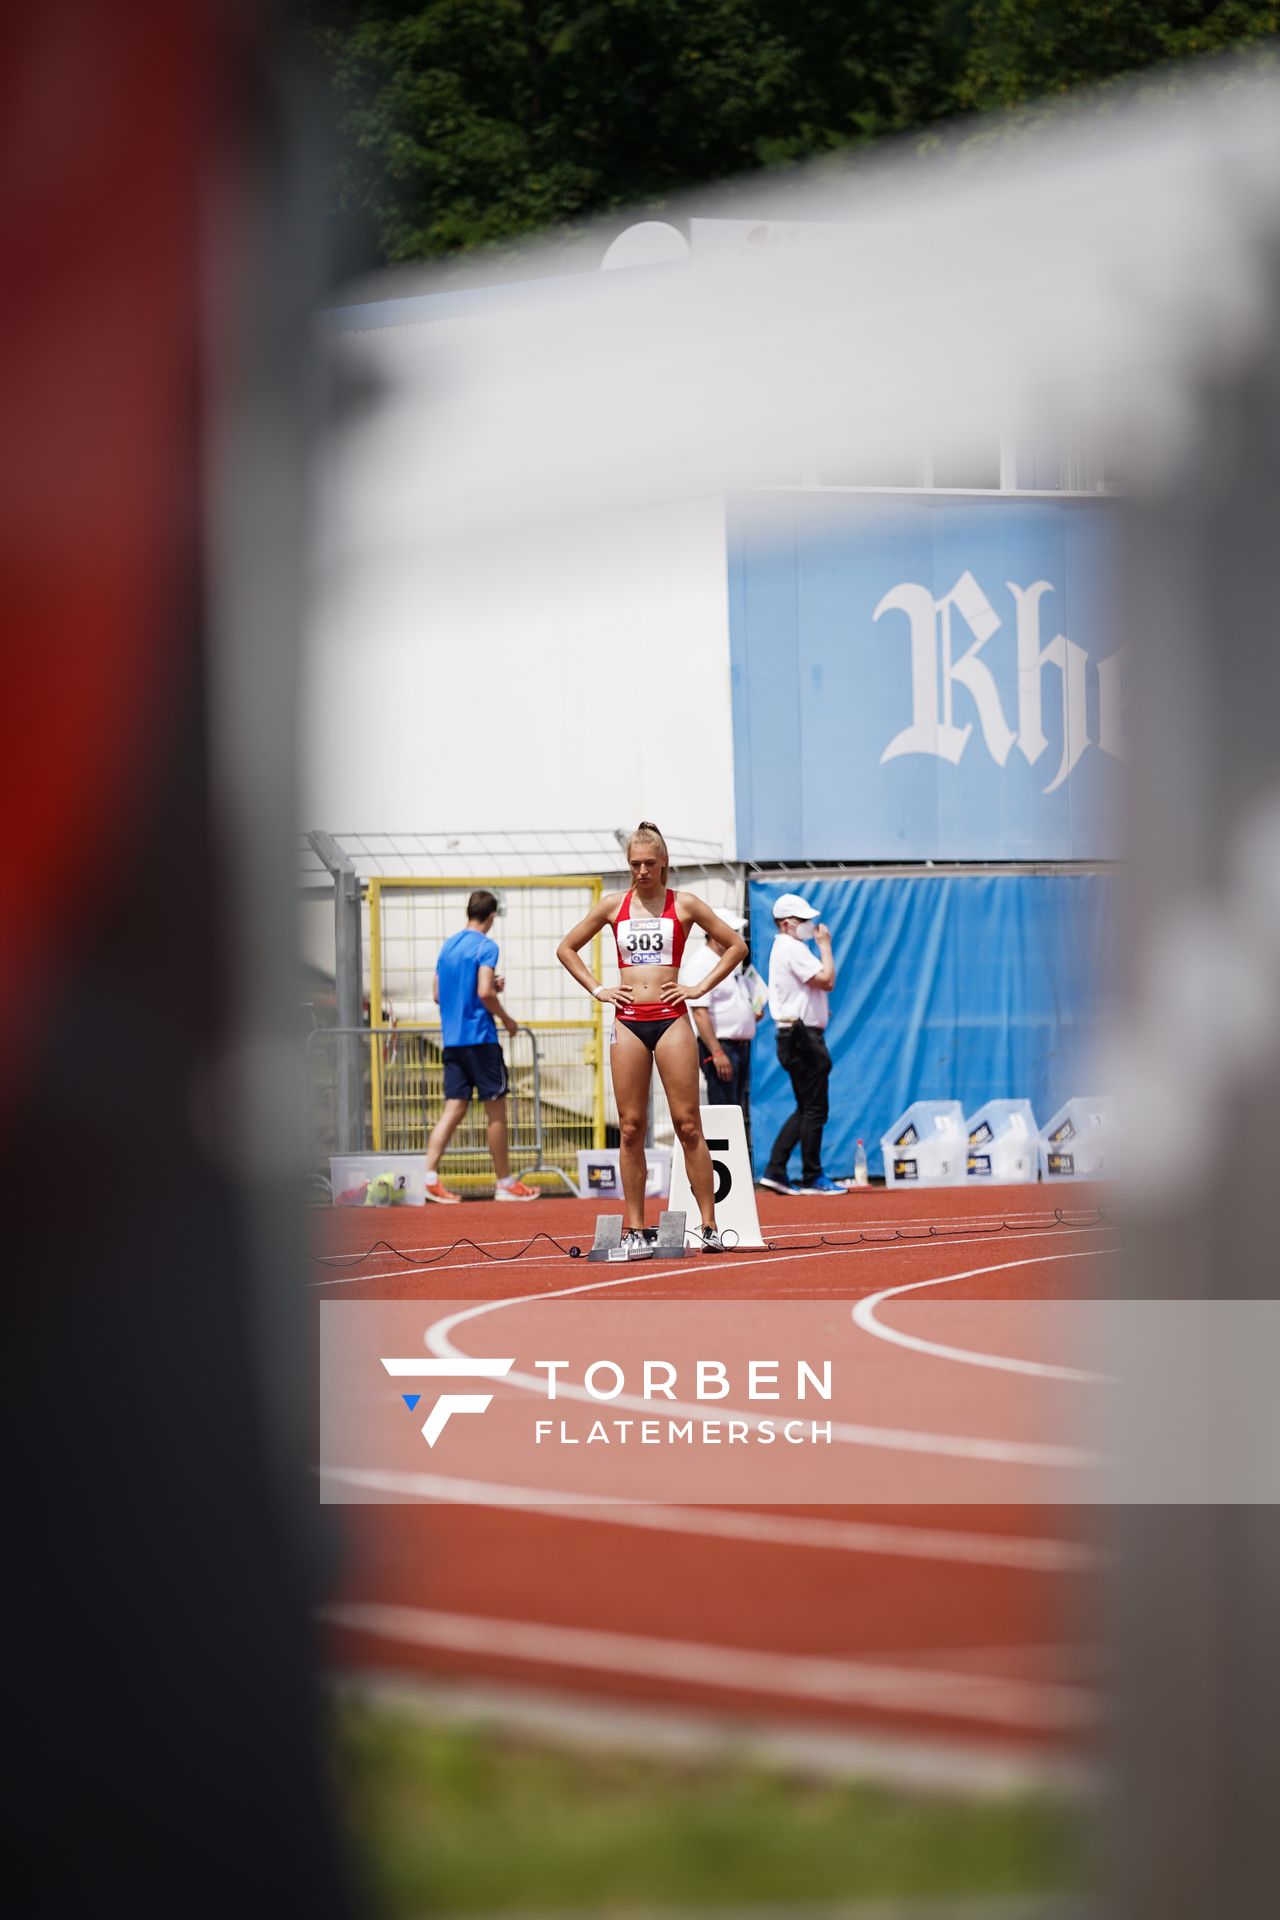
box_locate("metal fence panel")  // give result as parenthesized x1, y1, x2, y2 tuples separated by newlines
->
(308, 1023, 597, 1193)
(367, 873, 605, 1028)
(362, 873, 606, 1166)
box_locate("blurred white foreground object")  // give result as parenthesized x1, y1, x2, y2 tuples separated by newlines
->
(319, 68, 1280, 560)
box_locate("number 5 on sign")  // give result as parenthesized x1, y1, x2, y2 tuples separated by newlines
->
(668, 1105, 765, 1249)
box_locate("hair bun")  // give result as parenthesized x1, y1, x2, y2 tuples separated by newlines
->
(626, 821, 669, 873)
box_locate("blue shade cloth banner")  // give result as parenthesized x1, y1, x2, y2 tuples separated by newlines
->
(728, 494, 1123, 861)
(747, 874, 1111, 1181)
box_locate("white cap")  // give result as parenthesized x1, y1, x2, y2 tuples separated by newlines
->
(772, 893, 819, 921)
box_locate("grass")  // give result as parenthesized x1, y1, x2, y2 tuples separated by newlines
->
(330, 1697, 1086, 1917)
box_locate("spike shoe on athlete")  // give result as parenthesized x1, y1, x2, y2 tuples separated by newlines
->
(696, 1225, 726, 1253)
(620, 1228, 654, 1259)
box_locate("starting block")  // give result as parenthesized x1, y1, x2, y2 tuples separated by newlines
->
(587, 1211, 689, 1261)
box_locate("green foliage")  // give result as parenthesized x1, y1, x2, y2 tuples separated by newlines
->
(305, 1, 1279, 264)
(332, 1698, 1084, 1915)
(308, 1, 966, 264)
(960, 1, 1278, 109)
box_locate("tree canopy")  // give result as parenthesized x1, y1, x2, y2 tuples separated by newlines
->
(306, 1, 1278, 266)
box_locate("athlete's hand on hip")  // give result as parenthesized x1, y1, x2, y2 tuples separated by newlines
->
(660, 981, 700, 1005)
(711, 1047, 733, 1082)
(594, 985, 633, 1006)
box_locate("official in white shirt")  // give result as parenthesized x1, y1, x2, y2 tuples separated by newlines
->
(683, 911, 765, 1138)
(759, 893, 841, 1197)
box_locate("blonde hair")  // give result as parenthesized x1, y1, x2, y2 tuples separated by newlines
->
(627, 820, 670, 886)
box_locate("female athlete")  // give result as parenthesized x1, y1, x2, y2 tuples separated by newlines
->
(556, 821, 748, 1256)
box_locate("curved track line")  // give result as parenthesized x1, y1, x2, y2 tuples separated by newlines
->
(421, 1240, 1103, 1468)
(318, 1465, 1099, 1569)
(320, 1603, 1095, 1732)
(852, 1250, 1114, 1382)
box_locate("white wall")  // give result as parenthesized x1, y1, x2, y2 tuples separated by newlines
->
(302, 495, 736, 852)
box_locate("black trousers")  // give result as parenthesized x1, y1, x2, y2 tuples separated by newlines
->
(764, 1023, 831, 1187)
(698, 1036, 752, 1140)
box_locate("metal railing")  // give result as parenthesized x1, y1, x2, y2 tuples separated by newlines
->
(307, 1023, 600, 1194)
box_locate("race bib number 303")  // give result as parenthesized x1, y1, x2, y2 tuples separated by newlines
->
(621, 918, 672, 964)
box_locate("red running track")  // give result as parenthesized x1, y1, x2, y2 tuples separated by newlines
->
(313, 1184, 1117, 1779)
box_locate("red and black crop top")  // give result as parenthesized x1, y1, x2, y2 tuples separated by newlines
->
(610, 889, 688, 1020)
(612, 888, 687, 969)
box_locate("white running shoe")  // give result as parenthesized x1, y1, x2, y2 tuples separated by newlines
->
(620, 1228, 654, 1260)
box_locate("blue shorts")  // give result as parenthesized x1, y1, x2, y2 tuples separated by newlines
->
(443, 1042, 508, 1103)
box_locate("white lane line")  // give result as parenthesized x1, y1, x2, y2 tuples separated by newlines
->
(419, 1237, 1105, 1468)
(852, 1251, 1114, 1382)
(310, 1219, 1113, 1287)
(750, 1209, 1107, 1237)
(318, 1464, 1100, 1570)
(319, 1603, 1096, 1732)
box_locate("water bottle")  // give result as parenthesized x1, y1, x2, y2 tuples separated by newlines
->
(853, 1139, 869, 1187)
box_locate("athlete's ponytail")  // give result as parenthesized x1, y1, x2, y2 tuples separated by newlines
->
(627, 820, 670, 887)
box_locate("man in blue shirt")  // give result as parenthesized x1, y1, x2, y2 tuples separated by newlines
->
(424, 889, 538, 1202)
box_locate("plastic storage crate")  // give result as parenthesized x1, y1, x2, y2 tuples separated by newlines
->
(330, 1152, 427, 1205)
(881, 1101, 967, 1186)
(576, 1147, 672, 1201)
(965, 1099, 1039, 1182)
(1038, 1097, 1113, 1180)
